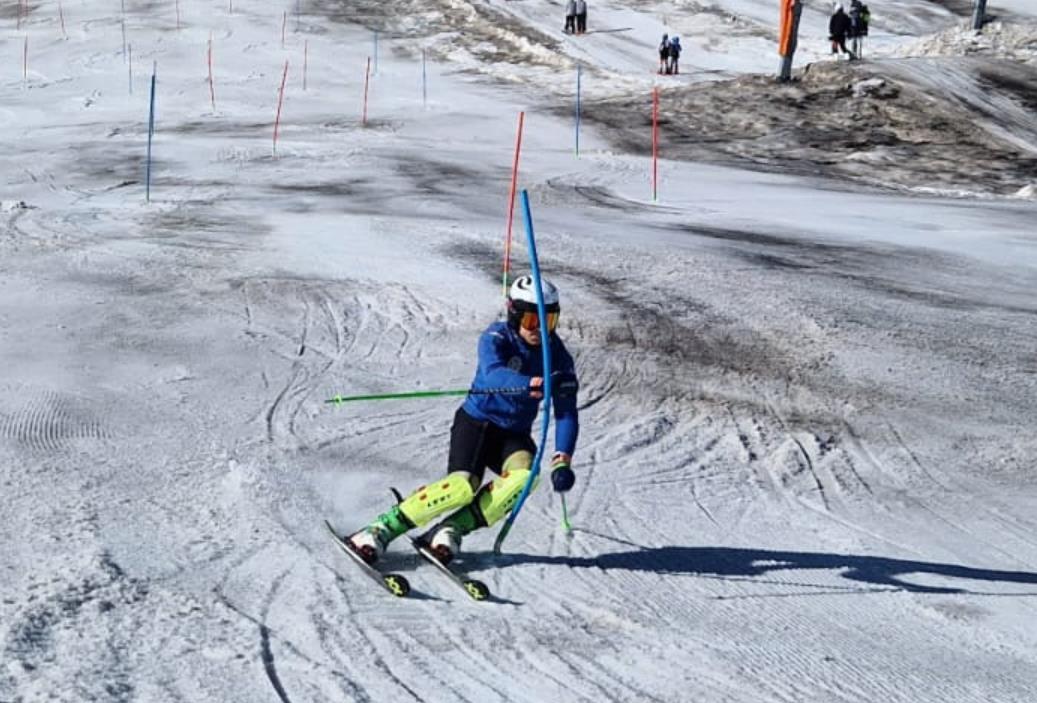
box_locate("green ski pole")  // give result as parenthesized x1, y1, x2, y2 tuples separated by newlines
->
(324, 386, 527, 405)
(560, 494, 573, 534)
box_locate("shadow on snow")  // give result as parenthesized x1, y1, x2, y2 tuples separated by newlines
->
(486, 537, 1037, 597)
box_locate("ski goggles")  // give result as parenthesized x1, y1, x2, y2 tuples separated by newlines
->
(517, 310, 559, 333)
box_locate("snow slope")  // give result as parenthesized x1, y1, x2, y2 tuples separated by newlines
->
(2, 1, 1037, 702)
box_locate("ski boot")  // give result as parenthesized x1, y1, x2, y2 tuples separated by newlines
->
(421, 524, 462, 565)
(348, 505, 411, 564)
(418, 501, 483, 566)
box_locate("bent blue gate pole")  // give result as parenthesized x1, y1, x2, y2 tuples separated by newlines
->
(494, 189, 553, 555)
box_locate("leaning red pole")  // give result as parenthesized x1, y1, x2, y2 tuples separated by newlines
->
(362, 56, 371, 125)
(502, 110, 525, 299)
(652, 86, 659, 201)
(273, 60, 289, 153)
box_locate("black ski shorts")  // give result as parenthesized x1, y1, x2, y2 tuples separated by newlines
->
(447, 407, 536, 483)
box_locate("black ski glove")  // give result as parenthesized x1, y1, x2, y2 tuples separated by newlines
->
(552, 371, 579, 398)
(550, 454, 575, 492)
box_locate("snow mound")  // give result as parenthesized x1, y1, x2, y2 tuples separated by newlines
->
(896, 21, 1037, 61)
(852, 77, 900, 98)
(1013, 183, 1037, 199)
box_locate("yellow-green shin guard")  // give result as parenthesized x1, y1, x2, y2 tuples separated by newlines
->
(476, 467, 540, 527)
(397, 472, 475, 528)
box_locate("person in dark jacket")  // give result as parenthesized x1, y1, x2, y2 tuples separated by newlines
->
(658, 34, 671, 74)
(667, 36, 682, 75)
(848, 0, 870, 57)
(829, 3, 857, 60)
(346, 275, 580, 565)
(575, 0, 588, 34)
(564, 0, 576, 34)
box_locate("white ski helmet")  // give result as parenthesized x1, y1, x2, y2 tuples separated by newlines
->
(507, 275, 560, 330)
(508, 275, 560, 310)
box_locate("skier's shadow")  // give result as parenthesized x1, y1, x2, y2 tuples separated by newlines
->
(484, 538, 1037, 596)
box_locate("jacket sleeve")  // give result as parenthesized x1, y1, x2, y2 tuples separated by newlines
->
(551, 339, 580, 456)
(476, 329, 530, 390)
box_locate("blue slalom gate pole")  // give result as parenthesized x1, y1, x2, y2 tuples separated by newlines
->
(493, 189, 553, 555)
(146, 63, 156, 203)
(575, 63, 581, 157)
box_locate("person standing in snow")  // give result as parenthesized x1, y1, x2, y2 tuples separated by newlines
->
(848, 0, 870, 58)
(658, 33, 671, 74)
(564, 0, 577, 34)
(346, 275, 580, 566)
(667, 35, 682, 75)
(575, 0, 588, 34)
(829, 3, 857, 60)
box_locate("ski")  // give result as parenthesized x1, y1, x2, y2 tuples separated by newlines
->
(409, 537, 490, 602)
(324, 520, 411, 598)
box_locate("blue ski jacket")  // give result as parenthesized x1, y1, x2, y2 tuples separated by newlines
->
(462, 321, 579, 456)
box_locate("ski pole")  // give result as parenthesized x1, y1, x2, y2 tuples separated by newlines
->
(324, 386, 528, 405)
(560, 494, 573, 533)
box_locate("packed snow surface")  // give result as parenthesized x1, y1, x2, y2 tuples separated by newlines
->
(2, 1, 1037, 702)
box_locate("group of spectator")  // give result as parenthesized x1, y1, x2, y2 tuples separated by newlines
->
(560, 0, 868, 75)
(829, 0, 870, 60)
(657, 34, 682, 75)
(564, 0, 588, 35)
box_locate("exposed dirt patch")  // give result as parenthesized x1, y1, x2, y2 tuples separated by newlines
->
(576, 59, 1037, 196)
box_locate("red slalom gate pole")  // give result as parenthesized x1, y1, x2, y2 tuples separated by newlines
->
(502, 110, 525, 300)
(207, 32, 216, 112)
(273, 60, 289, 154)
(652, 86, 659, 202)
(362, 56, 371, 125)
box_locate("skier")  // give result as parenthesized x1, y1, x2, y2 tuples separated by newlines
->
(575, 0, 588, 34)
(564, 0, 576, 34)
(667, 35, 682, 75)
(828, 3, 857, 60)
(347, 275, 580, 565)
(658, 33, 671, 74)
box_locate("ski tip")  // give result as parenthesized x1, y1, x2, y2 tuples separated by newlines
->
(384, 574, 411, 598)
(463, 579, 490, 601)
